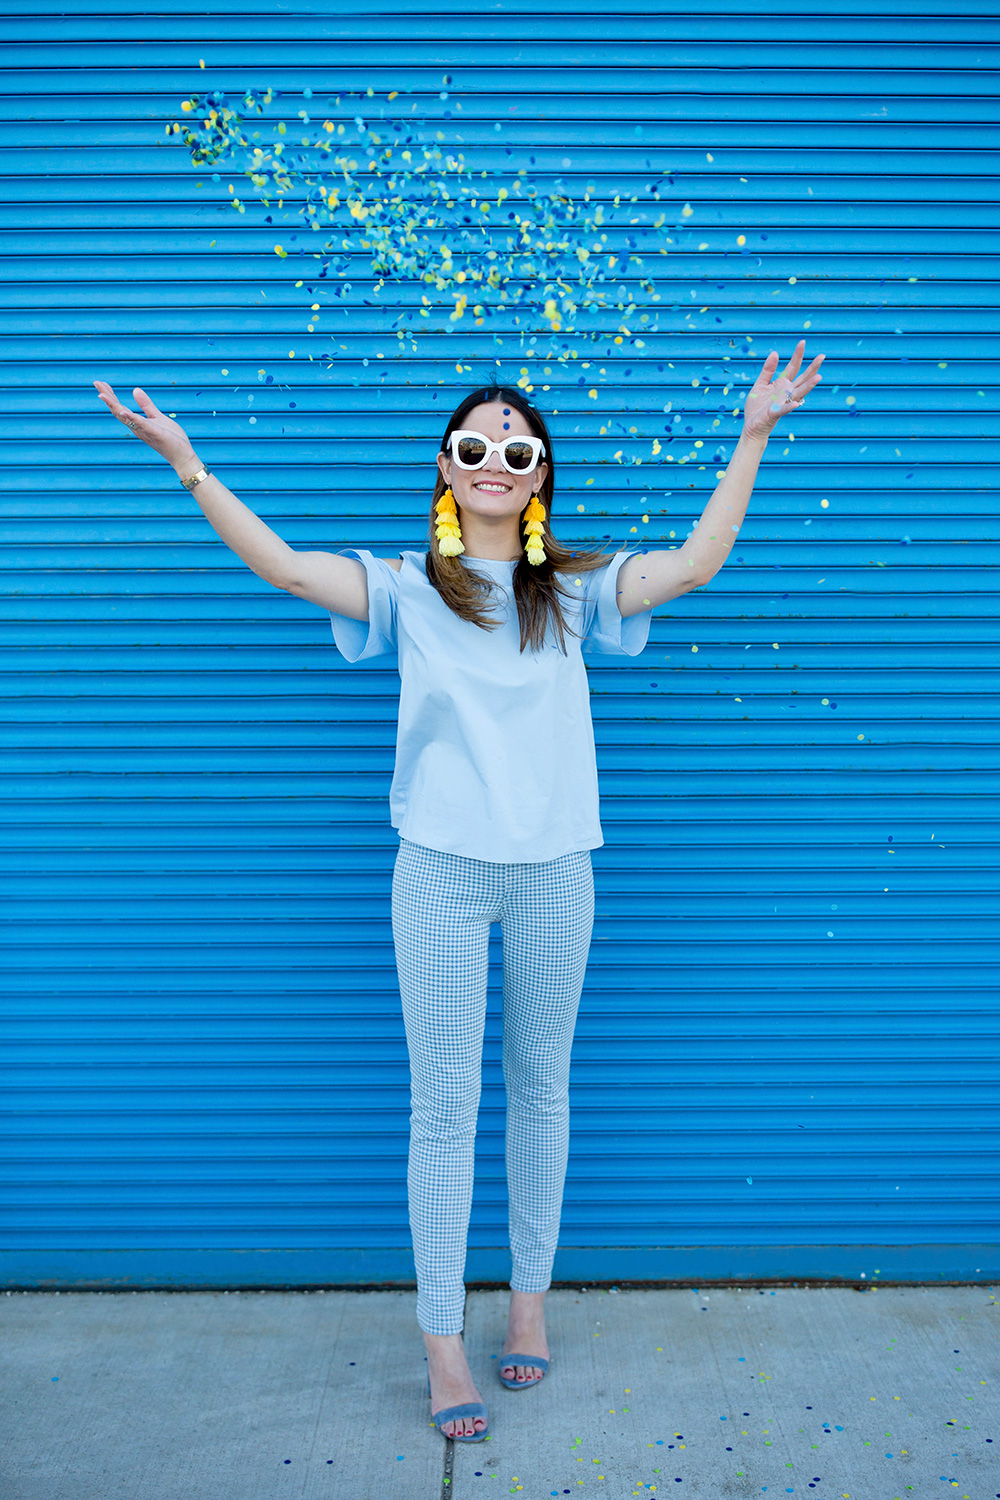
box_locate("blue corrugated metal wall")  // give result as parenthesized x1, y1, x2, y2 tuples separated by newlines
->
(2, 1, 997, 1288)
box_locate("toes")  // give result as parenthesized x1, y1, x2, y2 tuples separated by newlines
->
(439, 1413, 486, 1438)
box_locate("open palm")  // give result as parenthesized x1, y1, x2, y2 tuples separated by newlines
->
(742, 339, 826, 441)
(93, 380, 195, 467)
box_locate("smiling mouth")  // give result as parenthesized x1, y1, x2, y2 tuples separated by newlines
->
(473, 480, 512, 493)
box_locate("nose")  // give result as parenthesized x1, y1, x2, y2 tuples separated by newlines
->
(484, 452, 505, 472)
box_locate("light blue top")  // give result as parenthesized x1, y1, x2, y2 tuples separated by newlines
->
(329, 549, 652, 863)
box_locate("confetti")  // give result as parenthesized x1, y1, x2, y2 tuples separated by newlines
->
(165, 81, 827, 544)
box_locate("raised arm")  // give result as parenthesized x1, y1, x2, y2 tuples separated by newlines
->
(616, 340, 825, 618)
(93, 381, 371, 620)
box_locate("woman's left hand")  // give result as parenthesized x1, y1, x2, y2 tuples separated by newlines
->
(741, 339, 825, 442)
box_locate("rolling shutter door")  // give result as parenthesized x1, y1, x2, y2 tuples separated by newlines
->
(1, 0, 995, 1286)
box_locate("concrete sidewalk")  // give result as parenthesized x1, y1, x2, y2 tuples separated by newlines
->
(1, 1284, 996, 1499)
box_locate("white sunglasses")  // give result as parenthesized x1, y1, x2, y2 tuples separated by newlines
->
(448, 428, 546, 475)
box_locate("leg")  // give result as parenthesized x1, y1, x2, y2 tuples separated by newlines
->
(498, 850, 594, 1382)
(392, 840, 499, 1436)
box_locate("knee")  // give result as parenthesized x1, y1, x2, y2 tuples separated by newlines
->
(410, 1080, 481, 1142)
(503, 1045, 569, 1095)
(504, 1068, 570, 1113)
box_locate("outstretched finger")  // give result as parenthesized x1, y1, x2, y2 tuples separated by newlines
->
(93, 379, 120, 409)
(754, 349, 782, 386)
(797, 352, 826, 383)
(94, 381, 146, 432)
(780, 338, 807, 383)
(788, 359, 826, 400)
(132, 387, 162, 419)
(94, 379, 135, 418)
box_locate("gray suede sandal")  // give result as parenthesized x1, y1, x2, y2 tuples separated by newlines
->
(426, 1373, 489, 1441)
(497, 1353, 549, 1389)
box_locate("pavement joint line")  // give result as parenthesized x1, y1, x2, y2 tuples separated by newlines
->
(440, 1431, 454, 1498)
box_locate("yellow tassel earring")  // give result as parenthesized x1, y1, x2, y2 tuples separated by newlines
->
(435, 486, 465, 557)
(523, 493, 547, 565)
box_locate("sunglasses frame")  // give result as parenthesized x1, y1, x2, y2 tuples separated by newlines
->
(447, 428, 546, 475)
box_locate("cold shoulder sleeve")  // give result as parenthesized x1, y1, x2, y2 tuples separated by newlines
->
(580, 550, 652, 657)
(328, 548, 399, 663)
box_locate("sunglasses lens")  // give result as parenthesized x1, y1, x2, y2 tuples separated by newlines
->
(503, 440, 535, 471)
(456, 434, 487, 467)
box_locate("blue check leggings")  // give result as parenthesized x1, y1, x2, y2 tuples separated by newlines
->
(391, 837, 595, 1334)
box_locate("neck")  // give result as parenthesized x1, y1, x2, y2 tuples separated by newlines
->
(458, 510, 523, 561)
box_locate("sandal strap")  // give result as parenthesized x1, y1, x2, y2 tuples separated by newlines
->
(432, 1401, 488, 1425)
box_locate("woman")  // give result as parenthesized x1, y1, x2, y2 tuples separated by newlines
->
(94, 341, 823, 1442)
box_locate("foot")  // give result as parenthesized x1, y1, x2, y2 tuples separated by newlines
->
(500, 1288, 550, 1386)
(423, 1331, 487, 1439)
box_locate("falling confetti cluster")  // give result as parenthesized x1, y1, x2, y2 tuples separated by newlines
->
(169, 80, 750, 477)
(173, 82, 671, 341)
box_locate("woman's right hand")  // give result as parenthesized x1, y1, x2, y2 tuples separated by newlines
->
(93, 381, 198, 469)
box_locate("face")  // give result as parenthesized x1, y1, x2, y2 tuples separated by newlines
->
(436, 402, 549, 521)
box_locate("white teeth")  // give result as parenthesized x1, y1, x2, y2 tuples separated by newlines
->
(475, 482, 509, 492)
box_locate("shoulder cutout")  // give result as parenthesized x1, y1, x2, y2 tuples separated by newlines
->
(385, 557, 404, 572)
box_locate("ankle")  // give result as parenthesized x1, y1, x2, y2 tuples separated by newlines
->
(508, 1290, 546, 1321)
(423, 1331, 468, 1367)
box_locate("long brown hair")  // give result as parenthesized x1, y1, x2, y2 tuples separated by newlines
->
(424, 381, 613, 653)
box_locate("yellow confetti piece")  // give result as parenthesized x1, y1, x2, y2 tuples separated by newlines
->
(274, 244, 287, 258)
(181, 100, 192, 112)
(736, 233, 746, 246)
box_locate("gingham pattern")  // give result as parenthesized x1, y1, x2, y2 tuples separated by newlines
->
(391, 837, 595, 1334)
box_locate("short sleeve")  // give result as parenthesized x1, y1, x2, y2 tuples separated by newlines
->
(328, 548, 399, 663)
(580, 550, 652, 657)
